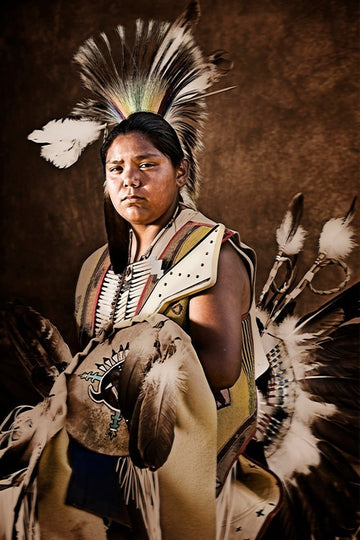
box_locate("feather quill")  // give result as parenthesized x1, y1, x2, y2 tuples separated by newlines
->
(28, 118, 105, 168)
(276, 216, 307, 256)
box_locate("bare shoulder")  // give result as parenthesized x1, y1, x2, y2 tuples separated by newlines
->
(188, 240, 250, 389)
(217, 241, 251, 313)
(218, 241, 250, 278)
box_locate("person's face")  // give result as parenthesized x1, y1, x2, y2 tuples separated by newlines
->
(105, 132, 187, 230)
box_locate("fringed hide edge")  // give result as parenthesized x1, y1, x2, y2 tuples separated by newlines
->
(117, 456, 161, 540)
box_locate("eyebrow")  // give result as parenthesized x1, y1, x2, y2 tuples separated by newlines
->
(106, 153, 160, 164)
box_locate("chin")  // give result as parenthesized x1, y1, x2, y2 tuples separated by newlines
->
(121, 210, 149, 225)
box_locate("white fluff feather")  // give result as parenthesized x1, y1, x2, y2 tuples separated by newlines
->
(142, 357, 187, 394)
(318, 217, 356, 260)
(267, 394, 336, 480)
(28, 118, 105, 168)
(273, 316, 319, 360)
(276, 212, 307, 255)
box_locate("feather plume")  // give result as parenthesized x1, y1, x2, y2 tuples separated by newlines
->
(276, 193, 306, 255)
(276, 218, 306, 256)
(130, 358, 186, 471)
(267, 409, 326, 477)
(70, 0, 232, 200)
(258, 194, 306, 311)
(318, 199, 356, 260)
(318, 218, 356, 260)
(28, 118, 105, 168)
(28, 1, 233, 200)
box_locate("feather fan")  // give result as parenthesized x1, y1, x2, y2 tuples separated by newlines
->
(255, 281, 360, 539)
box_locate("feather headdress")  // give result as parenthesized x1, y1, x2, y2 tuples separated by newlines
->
(27, 0, 233, 204)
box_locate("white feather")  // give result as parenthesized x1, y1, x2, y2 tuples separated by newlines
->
(267, 412, 322, 479)
(28, 118, 105, 168)
(318, 217, 356, 260)
(265, 316, 319, 368)
(142, 357, 187, 395)
(267, 388, 336, 479)
(261, 315, 337, 479)
(276, 212, 307, 255)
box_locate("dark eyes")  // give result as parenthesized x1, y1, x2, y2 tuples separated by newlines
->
(109, 166, 123, 173)
(108, 163, 156, 173)
(139, 162, 155, 169)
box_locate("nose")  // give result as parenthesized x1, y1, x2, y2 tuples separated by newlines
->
(123, 166, 141, 188)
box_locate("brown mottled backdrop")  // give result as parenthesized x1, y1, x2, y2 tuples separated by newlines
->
(1, 0, 359, 353)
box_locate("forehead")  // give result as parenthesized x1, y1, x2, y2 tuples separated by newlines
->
(106, 132, 162, 159)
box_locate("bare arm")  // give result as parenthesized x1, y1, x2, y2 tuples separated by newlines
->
(188, 242, 251, 391)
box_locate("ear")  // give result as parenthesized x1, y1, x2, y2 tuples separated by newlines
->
(175, 159, 189, 188)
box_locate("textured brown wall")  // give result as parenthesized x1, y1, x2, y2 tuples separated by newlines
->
(1, 0, 359, 352)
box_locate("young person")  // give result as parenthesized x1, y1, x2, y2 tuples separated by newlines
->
(0, 3, 281, 538)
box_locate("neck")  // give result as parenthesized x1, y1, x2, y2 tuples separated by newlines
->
(131, 202, 180, 261)
(133, 225, 161, 260)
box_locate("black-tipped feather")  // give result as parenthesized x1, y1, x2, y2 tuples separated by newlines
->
(295, 281, 360, 333)
(137, 362, 178, 471)
(72, 1, 232, 202)
(128, 393, 148, 469)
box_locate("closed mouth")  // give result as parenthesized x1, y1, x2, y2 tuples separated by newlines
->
(122, 195, 144, 202)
